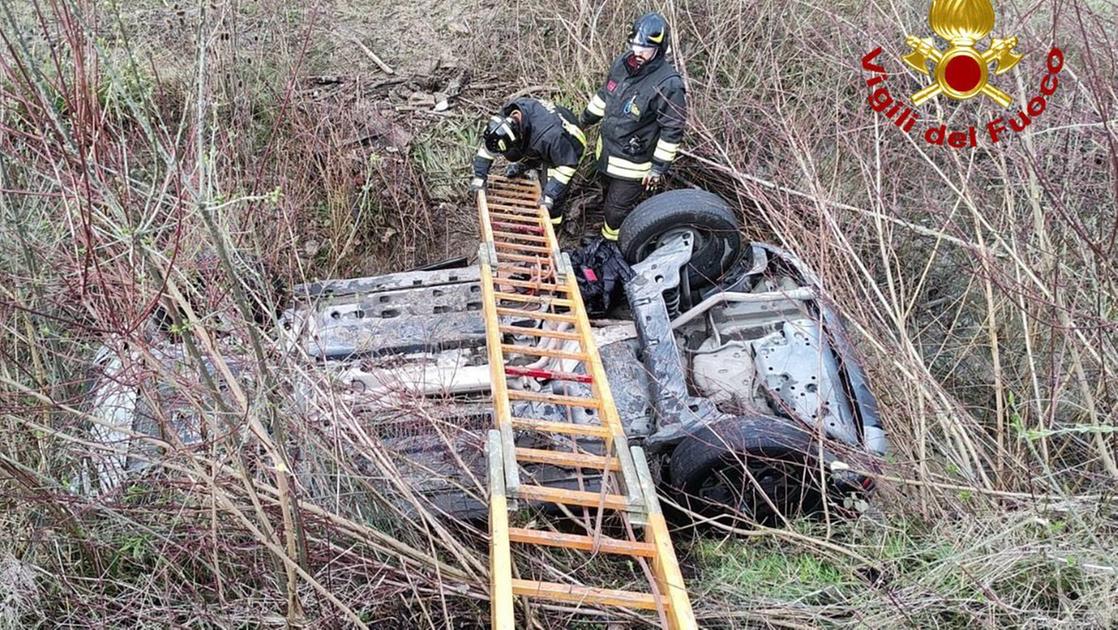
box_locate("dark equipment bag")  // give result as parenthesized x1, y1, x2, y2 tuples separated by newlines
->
(565, 236, 634, 318)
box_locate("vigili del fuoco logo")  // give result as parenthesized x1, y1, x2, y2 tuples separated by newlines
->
(861, 0, 1064, 148)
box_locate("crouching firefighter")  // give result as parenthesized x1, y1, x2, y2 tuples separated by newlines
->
(470, 98, 586, 227)
(579, 11, 687, 241)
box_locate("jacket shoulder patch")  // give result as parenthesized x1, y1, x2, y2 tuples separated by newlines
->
(606, 79, 617, 92)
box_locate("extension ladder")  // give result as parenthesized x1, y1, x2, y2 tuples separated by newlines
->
(477, 175, 696, 629)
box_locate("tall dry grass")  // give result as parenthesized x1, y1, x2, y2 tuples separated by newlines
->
(0, 1, 487, 627)
(469, 0, 1117, 625)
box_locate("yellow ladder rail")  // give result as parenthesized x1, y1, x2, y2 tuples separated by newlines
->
(478, 175, 696, 629)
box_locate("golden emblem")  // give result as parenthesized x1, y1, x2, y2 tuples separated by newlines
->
(904, 0, 1022, 107)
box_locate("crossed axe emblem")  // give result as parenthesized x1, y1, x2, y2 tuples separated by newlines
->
(903, 0, 1023, 107)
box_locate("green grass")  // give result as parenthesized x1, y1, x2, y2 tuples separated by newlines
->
(695, 535, 852, 605)
(689, 514, 1116, 628)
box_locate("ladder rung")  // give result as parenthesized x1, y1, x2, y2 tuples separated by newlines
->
(487, 196, 539, 206)
(488, 179, 536, 189)
(491, 223, 545, 235)
(511, 579, 659, 610)
(487, 205, 539, 217)
(495, 278, 555, 290)
(494, 278, 569, 292)
(495, 242, 551, 254)
(515, 447, 620, 471)
(507, 390, 600, 409)
(486, 184, 537, 195)
(499, 326, 581, 341)
(497, 253, 553, 264)
(491, 230, 548, 242)
(500, 344, 585, 361)
(488, 176, 535, 188)
(491, 216, 543, 226)
(495, 268, 551, 276)
(507, 528, 656, 557)
(489, 212, 541, 224)
(495, 258, 553, 268)
(487, 195, 538, 205)
(487, 180, 536, 191)
(494, 292, 571, 306)
(505, 366, 593, 383)
(514, 485, 633, 511)
(497, 308, 576, 323)
(510, 417, 608, 437)
(492, 230, 546, 243)
(495, 267, 556, 279)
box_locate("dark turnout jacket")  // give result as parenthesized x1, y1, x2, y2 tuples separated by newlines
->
(473, 98, 586, 202)
(580, 53, 686, 180)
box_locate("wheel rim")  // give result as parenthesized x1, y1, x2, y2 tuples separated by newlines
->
(633, 226, 704, 264)
(632, 223, 738, 285)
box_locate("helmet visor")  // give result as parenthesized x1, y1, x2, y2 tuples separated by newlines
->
(630, 43, 657, 56)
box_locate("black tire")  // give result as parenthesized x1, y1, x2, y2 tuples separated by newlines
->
(668, 415, 824, 524)
(618, 189, 742, 286)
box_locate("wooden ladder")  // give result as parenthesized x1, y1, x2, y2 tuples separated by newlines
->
(477, 175, 696, 629)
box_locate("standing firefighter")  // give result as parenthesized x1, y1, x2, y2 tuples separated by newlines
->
(470, 98, 586, 226)
(580, 12, 687, 241)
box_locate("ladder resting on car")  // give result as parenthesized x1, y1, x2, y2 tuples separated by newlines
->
(477, 174, 697, 629)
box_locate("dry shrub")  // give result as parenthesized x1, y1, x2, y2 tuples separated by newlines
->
(0, 1, 484, 627)
(468, 0, 1117, 625)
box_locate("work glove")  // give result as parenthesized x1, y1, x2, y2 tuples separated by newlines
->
(539, 195, 555, 212)
(504, 162, 529, 178)
(642, 168, 665, 191)
(468, 176, 486, 192)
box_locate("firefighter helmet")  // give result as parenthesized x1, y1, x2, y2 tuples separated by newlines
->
(483, 114, 522, 154)
(628, 12, 669, 52)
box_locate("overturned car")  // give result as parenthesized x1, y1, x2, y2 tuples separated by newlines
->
(282, 188, 885, 522)
(87, 188, 886, 525)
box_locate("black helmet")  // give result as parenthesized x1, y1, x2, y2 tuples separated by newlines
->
(628, 12, 669, 52)
(483, 114, 522, 154)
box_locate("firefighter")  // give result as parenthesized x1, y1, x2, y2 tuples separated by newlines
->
(579, 12, 686, 241)
(469, 98, 586, 226)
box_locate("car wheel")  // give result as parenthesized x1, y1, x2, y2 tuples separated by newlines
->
(668, 415, 825, 524)
(618, 188, 743, 287)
